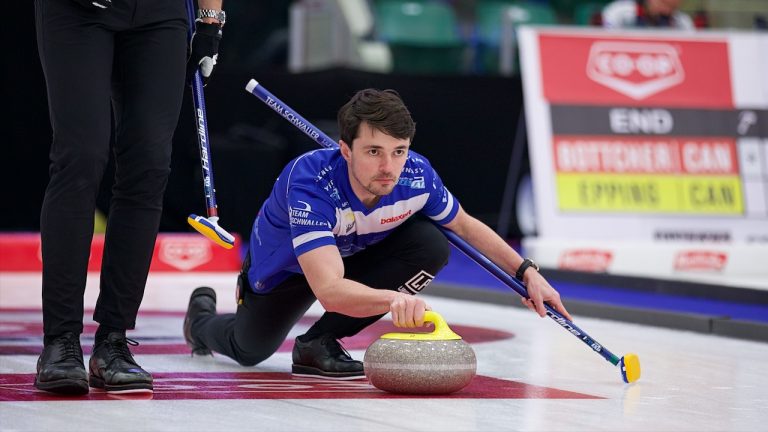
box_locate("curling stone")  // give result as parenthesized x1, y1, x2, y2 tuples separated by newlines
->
(364, 311, 476, 395)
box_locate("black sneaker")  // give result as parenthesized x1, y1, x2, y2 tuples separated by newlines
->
(183, 286, 217, 356)
(88, 333, 153, 393)
(292, 333, 364, 380)
(34, 332, 89, 395)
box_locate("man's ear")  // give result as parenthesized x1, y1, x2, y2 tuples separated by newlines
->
(340, 140, 352, 161)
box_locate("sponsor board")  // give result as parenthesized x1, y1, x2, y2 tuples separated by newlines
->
(0, 233, 241, 272)
(157, 237, 213, 271)
(523, 237, 768, 289)
(558, 249, 613, 272)
(674, 250, 728, 272)
(539, 34, 732, 107)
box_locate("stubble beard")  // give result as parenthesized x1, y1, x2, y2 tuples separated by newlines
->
(360, 173, 398, 197)
(365, 182, 394, 196)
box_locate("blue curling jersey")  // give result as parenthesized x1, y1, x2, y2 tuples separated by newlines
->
(246, 148, 460, 293)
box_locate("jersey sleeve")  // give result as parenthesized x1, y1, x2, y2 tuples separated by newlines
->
(420, 166, 460, 225)
(287, 184, 338, 257)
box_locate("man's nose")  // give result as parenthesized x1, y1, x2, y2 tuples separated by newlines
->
(379, 155, 394, 173)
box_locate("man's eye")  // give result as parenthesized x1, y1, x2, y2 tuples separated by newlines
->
(369, 149, 379, 156)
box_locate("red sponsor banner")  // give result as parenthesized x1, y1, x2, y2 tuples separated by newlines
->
(539, 34, 732, 108)
(673, 250, 728, 271)
(558, 249, 613, 272)
(553, 136, 738, 174)
(0, 233, 241, 272)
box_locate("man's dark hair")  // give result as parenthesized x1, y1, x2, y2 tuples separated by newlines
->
(337, 89, 416, 147)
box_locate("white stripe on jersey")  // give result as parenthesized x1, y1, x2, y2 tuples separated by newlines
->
(348, 193, 430, 235)
(430, 189, 455, 221)
(292, 230, 334, 249)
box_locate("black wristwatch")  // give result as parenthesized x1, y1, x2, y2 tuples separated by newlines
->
(515, 258, 539, 281)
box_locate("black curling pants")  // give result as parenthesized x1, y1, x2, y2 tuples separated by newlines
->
(192, 217, 452, 367)
(35, 0, 187, 337)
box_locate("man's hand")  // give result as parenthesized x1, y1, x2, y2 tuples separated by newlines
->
(71, 0, 112, 9)
(520, 270, 573, 321)
(187, 22, 222, 87)
(389, 293, 430, 328)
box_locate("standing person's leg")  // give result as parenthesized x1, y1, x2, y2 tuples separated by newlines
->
(185, 273, 318, 366)
(292, 217, 451, 379)
(88, 2, 187, 393)
(34, 0, 116, 395)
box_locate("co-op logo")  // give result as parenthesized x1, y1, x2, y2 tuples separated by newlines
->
(586, 41, 685, 100)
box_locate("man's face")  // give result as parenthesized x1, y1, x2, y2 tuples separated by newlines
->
(341, 122, 410, 200)
(647, 0, 683, 16)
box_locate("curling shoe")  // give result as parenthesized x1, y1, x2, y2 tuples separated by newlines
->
(34, 332, 89, 395)
(88, 333, 153, 393)
(183, 286, 217, 356)
(292, 333, 364, 380)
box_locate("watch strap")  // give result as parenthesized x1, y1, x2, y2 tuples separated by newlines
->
(515, 258, 539, 281)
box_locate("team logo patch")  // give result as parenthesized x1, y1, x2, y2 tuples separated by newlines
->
(398, 270, 435, 294)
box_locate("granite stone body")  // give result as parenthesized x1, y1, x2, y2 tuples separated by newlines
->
(364, 338, 477, 394)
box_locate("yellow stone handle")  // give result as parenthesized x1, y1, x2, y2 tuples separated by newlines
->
(380, 310, 463, 341)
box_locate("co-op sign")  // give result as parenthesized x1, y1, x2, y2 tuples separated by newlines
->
(586, 41, 685, 100)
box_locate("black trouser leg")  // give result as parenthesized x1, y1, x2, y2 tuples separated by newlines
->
(192, 274, 318, 366)
(36, 0, 187, 337)
(94, 21, 187, 331)
(192, 217, 451, 366)
(36, 0, 115, 337)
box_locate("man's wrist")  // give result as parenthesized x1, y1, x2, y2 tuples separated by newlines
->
(200, 17, 221, 26)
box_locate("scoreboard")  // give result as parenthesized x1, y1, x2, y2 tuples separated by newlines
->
(518, 28, 768, 286)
